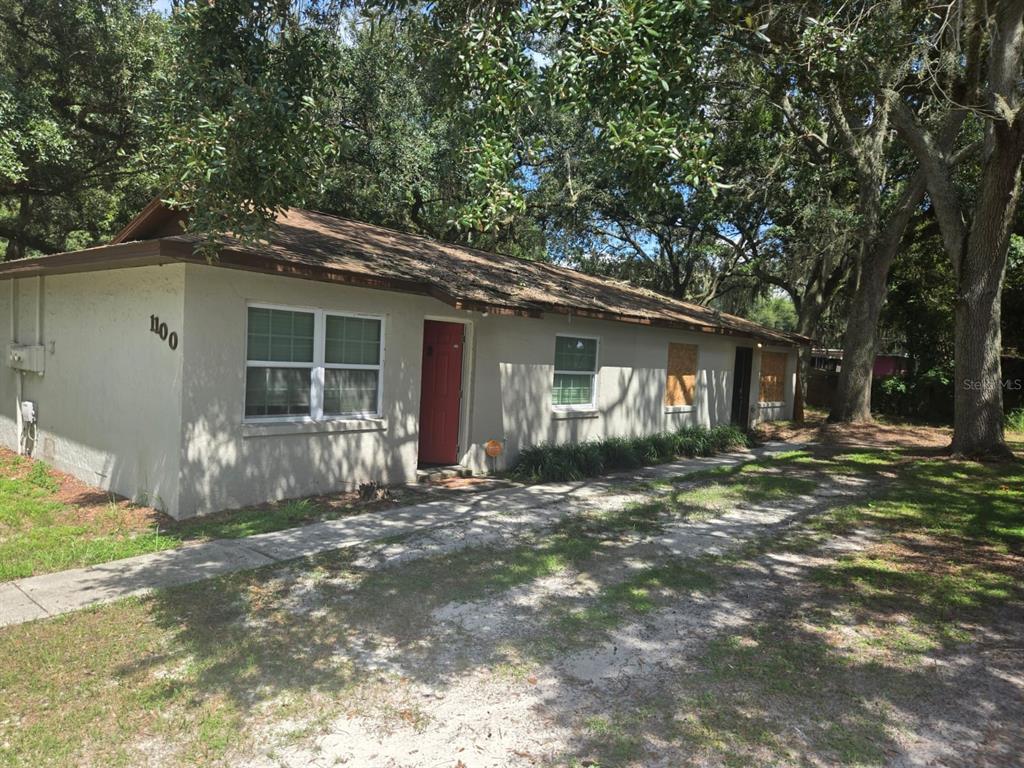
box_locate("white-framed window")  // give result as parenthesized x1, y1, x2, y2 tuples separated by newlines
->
(245, 303, 384, 421)
(323, 314, 383, 416)
(552, 334, 599, 409)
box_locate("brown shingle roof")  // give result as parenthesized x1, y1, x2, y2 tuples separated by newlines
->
(0, 203, 805, 345)
(180, 208, 802, 345)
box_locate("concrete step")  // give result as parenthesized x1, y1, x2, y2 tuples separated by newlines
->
(416, 465, 473, 484)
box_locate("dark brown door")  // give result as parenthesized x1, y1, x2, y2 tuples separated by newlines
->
(731, 347, 753, 429)
(418, 320, 464, 465)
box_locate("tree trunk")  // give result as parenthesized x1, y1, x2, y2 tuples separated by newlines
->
(668, 247, 683, 298)
(950, 128, 1022, 458)
(793, 304, 824, 422)
(829, 243, 886, 422)
(3, 237, 24, 261)
(793, 365, 804, 421)
(949, 1, 1024, 458)
(2, 196, 31, 261)
(830, 173, 926, 422)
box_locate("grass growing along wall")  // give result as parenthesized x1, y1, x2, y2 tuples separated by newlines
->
(0, 450, 431, 581)
(510, 425, 751, 483)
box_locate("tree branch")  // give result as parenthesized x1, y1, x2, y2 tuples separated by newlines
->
(889, 97, 968, 273)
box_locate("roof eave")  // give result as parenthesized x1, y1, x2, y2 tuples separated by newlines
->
(527, 303, 797, 345)
(0, 240, 177, 280)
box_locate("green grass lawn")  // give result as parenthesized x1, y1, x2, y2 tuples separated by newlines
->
(0, 445, 1020, 767)
(3, 420, 1020, 584)
(676, 453, 1023, 766)
(0, 453, 179, 581)
(0, 450, 429, 581)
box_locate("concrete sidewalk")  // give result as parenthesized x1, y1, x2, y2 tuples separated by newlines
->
(0, 443, 796, 628)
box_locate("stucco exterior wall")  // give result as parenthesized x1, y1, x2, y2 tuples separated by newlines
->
(463, 313, 765, 473)
(176, 265, 797, 516)
(176, 264, 477, 517)
(0, 265, 185, 513)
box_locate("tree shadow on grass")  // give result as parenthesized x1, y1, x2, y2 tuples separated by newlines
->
(832, 458, 1024, 550)
(544, 537, 1024, 767)
(115, 454, 1024, 766)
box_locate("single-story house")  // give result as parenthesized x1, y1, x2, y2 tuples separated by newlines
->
(0, 201, 805, 519)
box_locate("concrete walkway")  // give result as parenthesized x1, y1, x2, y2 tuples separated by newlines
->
(0, 443, 799, 628)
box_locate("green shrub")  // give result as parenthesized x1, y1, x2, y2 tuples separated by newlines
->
(871, 367, 954, 423)
(646, 432, 679, 462)
(597, 437, 642, 471)
(510, 425, 750, 483)
(708, 424, 749, 453)
(1006, 408, 1024, 433)
(674, 426, 709, 457)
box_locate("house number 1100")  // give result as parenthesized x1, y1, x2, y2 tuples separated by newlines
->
(149, 314, 179, 350)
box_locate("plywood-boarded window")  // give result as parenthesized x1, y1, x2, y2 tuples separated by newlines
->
(759, 351, 787, 403)
(665, 343, 698, 406)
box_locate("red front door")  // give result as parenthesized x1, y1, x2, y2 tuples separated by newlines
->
(418, 320, 464, 465)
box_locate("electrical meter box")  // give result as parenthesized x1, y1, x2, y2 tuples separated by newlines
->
(8, 344, 45, 374)
(20, 400, 36, 425)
